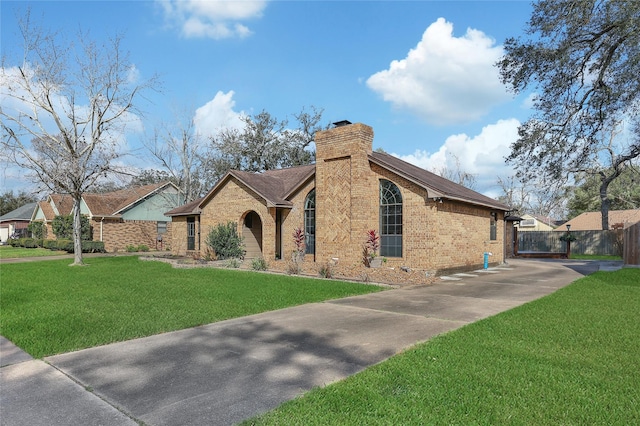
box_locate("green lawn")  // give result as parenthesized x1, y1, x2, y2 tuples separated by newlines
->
(0, 245, 67, 258)
(245, 268, 640, 425)
(0, 256, 383, 358)
(570, 253, 622, 261)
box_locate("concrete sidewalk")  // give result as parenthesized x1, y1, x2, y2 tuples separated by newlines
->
(1, 259, 604, 426)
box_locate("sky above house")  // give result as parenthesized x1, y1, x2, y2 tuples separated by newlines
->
(1, 0, 536, 198)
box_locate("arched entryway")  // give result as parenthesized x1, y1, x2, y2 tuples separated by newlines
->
(242, 211, 263, 259)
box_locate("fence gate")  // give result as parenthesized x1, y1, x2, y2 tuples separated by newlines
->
(518, 230, 623, 256)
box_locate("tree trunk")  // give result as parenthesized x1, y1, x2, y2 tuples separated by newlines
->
(599, 179, 611, 230)
(71, 196, 84, 266)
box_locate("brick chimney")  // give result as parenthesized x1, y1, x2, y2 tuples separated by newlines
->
(314, 122, 376, 263)
(315, 121, 373, 162)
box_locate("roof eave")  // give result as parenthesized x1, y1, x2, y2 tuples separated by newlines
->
(368, 154, 510, 211)
(114, 182, 178, 215)
(281, 167, 316, 200)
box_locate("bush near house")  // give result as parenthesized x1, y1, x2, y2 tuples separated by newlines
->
(205, 221, 245, 260)
(52, 214, 92, 240)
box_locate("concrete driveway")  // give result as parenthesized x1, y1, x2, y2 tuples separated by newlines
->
(1, 259, 603, 426)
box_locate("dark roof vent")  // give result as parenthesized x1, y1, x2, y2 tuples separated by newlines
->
(332, 120, 352, 128)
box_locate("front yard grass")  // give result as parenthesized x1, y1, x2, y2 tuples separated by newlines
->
(570, 253, 622, 261)
(0, 256, 383, 358)
(245, 268, 640, 425)
(0, 245, 67, 258)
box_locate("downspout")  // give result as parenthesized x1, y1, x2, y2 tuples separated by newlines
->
(503, 212, 507, 265)
(100, 217, 104, 242)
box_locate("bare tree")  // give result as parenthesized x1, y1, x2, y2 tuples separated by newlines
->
(432, 152, 477, 190)
(145, 110, 204, 203)
(496, 174, 568, 220)
(0, 12, 156, 265)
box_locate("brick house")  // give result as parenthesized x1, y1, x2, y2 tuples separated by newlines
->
(166, 122, 511, 275)
(0, 202, 37, 243)
(32, 182, 181, 252)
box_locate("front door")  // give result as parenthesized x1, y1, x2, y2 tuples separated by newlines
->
(187, 216, 195, 251)
(242, 211, 263, 259)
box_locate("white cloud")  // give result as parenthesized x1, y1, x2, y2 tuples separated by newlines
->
(193, 90, 245, 137)
(393, 118, 521, 197)
(158, 0, 267, 39)
(367, 18, 510, 125)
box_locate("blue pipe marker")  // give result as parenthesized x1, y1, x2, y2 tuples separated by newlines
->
(483, 252, 492, 269)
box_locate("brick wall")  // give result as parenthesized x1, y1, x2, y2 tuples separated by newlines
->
(170, 216, 191, 256)
(199, 178, 275, 259)
(279, 179, 315, 262)
(91, 218, 172, 252)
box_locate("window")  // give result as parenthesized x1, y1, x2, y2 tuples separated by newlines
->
(490, 212, 497, 241)
(304, 189, 315, 255)
(380, 180, 402, 257)
(157, 221, 167, 234)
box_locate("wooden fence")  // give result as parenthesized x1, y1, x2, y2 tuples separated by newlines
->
(624, 222, 640, 266)
(518, 230, 624, 256)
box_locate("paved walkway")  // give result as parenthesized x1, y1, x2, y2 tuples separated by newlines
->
(0, 259, 612, 425)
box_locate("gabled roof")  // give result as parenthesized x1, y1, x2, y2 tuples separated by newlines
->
(557, 209, 640, 231)
(49, 194, 74, 216)
(165, 196, 205, 217)
(33, 200, 56, 221)
(37, 182, 178, 220)
(198, 164, 315, 210)
(84, 182, 177, 216)
(369, 152, 510, 211)
(0, 202, 37, 222)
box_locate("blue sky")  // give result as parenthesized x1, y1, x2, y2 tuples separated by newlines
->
(1, 1, 535, 197)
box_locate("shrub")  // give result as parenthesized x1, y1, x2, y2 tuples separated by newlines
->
(251, 257, 268, 271)
(28, 221, 47, 239)
(137, 244, 149, 252)
(55, 239, 74, 252)
(226, 258, 241, 268)
(22, 238, 37, 248)
(292, 227, 305, 261)
(318, 262, 333, 279)
(126, 245, 138, 252)
(362, 229, 380, 267)
(287, 261, 301, 275)
(52, 214, 92, 240)
(43, 240, 58, 250)
(205, 222, 245, 260)
(82, 241, 105, 253)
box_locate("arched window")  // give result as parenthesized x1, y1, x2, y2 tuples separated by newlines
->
(304, 189, 315, 255)
(380, 180, 402, 257)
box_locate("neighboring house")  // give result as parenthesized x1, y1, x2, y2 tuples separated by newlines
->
(516, 214, 561, 231)
(32, 182, 181, 252)
(166, 122, 511, 275)
(557, 209, 640, 231)
(0, 202, 37, 243)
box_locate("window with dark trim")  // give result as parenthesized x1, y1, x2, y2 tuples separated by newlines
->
(490, 212, 497, 241)
(304, 189, 315, 255)
(380, 179, 402, 257)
